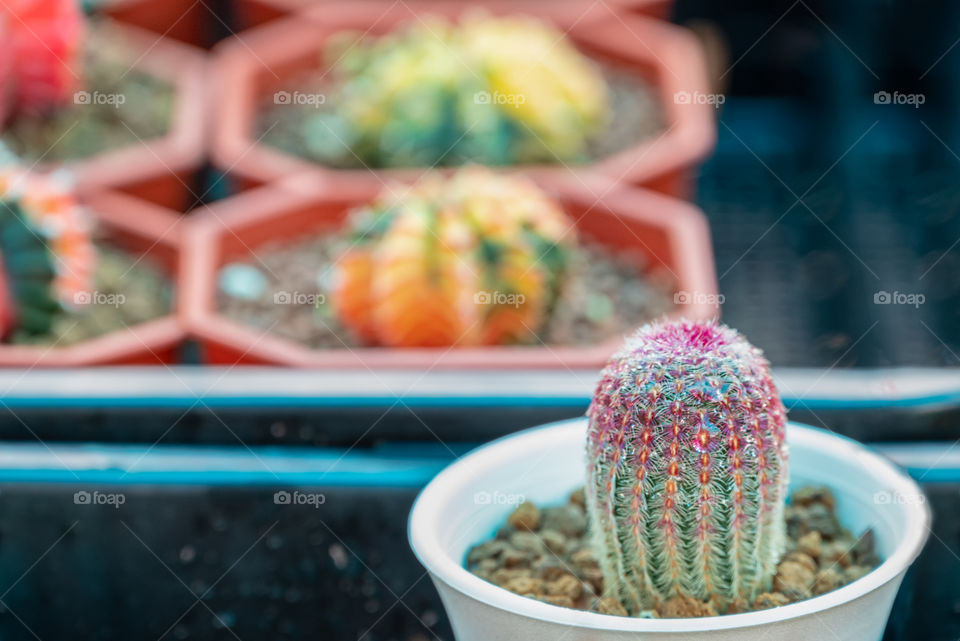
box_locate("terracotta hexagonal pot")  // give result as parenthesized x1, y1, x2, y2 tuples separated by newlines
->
(0, 190, 185, 366)
(94, 0, 211, 48)
(233, 0, 674, 30)
(180, 173, 718, 368)
(212, 2, 716, 199)
(31, 20, 208, 213)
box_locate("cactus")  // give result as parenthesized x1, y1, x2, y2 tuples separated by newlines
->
(1, 0, 84, 118)
(585, 320, 788, 614)
(307, 11, 609, 168)
(0, 161, 95, 336)
(334, 167, 575, 347)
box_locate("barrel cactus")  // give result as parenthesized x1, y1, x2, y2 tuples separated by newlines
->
(1, 0, 84, 117)
(586, 320, 788, 614)
(307, 11, 609, 168)
(0, 163, 95, 336)
(334, 167, 575, 347)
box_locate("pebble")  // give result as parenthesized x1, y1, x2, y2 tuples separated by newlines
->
(753, 592, 790, 609)
(782, 550, 817, 574)
(801, 503, 842, 540)
(466, 540, 507, 565)
(504, 576, 543, 596)
(534, 557, 568, 582)
(819, 541, 855, 568)
(492, 568, 529, 587)
(844, 565, 872, 583)
(509, 531, 546, 555)
(539, 595, 575, 608)
(774, 560, 815, 601)
(541, 505, 587, 538)
(570, 547, 598, 567)
(540, 529, 567, 554)
(219, 263, 269, 300)
(507, 502, 541, 532)
(594, 597, 627, 616)
(581, 567, 605, 595)
(660, 594, 717, 618)
(796, 530, 822, 559)
(791, 486, 837, 511)
(545, 575, 583, 601)
(813, 568, 844, 595)
(502, 548, 531, 569)
(851, 529, 881, 566)
(569, 489, 586, 508)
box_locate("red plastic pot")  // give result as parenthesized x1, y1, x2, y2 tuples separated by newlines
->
(31, 20, 207, 213)
(0, 190, 185, 366)
(233, 0, 674, 30)
(180, 173, 719, 368)
(212, 2, 716, 199)
(95, 0, 211, 48)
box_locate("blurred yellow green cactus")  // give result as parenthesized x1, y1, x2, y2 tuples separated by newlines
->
(307, 12, 611, 168)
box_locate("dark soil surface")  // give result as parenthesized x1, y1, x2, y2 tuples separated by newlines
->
(257, 62, 664, 169)
(217, 234, 675, 349)
(466, 486, 881, 618)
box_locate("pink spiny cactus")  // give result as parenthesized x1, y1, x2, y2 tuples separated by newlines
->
(2, 0, 84, 118)
(586, 319, 788, 614)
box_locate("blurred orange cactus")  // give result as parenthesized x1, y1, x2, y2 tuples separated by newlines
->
(334, 168, 576, 348)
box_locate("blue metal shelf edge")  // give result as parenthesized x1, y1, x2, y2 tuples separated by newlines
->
(0, 439, 955, 486)
(0, 367, 958, 411)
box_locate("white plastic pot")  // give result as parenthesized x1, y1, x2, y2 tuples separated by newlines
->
(409, 419, 930, 641)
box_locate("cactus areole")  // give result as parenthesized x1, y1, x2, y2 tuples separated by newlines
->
(586, 320, 788, 615)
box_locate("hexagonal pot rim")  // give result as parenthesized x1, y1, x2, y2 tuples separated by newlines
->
(94, 0, 212, 48)
(408, 419, 931, 638)
(33, 18, 207, 196)
(211, 3, 716, 198)
(0, 190, 185, 367)
(232, 0, 675, 30)
(180, 173, 719, 368)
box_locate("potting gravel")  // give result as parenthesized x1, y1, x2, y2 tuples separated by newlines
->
(216, 234, 675, 349)
(1, 21, 173, 163)
(465, 486, 881, 618)
(257, 63, 664, 168)
(8, 242, 172, 347)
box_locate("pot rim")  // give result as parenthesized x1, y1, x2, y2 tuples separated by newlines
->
(408, 419, 931, 632)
